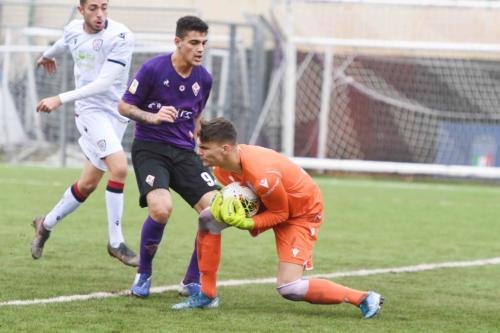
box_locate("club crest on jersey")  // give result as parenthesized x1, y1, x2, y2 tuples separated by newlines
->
(97, 139, 107, 152)
(259, 178, 269, 188)
(179, 85, 185, 92)
(92, 39, 103, 51)
(192, 82, 200, 96)
(145, 175, 155, 187)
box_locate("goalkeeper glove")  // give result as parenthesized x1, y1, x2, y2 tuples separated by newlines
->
(221, 197, 254, 230)
(210, 191, 224, 223)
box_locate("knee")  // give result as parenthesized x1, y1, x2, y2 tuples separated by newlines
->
(276, 279, 309, 302)
(109, 165, 128, 182)
(148, 201, 172, 224)
(198, 208, 224, 234)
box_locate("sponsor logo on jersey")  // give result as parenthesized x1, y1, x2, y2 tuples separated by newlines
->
(97, 139, 107, 152)
(192, 82, 200, 96)
(145, 175, 155, 187)
(292, 247, 300, 257)
(177, 109, 193, 120)
(163, 79, 170, 87)
(92, 39, 103, 51)
(147, 102, 162, 110)
(179, 85, 185, 92)
(118, 32, 126, 39)
(128, 79, 139, 94)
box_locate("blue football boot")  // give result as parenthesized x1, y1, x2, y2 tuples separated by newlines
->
(171, 291, 220, 310)
(130, 273, 152, 298)
(178, 282, 201, 297)
(359, 291, 384, 319)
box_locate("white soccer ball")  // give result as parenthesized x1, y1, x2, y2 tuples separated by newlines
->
(222, 182, 260, 217)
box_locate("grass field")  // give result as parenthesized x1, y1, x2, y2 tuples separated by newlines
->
(1, 164, 499, 332)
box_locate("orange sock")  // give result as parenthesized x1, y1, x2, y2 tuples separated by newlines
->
(304, 279, 368, 305)
(197, 231, 221, 298)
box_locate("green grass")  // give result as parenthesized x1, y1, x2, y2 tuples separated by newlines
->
(1, 165, 500, 332)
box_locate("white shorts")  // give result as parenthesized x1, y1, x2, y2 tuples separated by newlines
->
(75, 112, 129, 171)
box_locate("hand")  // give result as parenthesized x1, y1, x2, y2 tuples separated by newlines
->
(210, 191, 224, 223)
(36, 56, 57, 74)
(150, 106, 177, 124)
(220, 197, 254, 230)
(36, 96, 62, 113)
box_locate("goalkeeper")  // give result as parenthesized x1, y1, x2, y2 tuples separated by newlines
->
(172, 117, 384, 319)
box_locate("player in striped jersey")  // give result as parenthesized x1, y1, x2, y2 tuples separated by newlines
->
(32, 0, 138, 267)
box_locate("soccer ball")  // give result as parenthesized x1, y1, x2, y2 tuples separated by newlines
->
(222, 182, 260, 217)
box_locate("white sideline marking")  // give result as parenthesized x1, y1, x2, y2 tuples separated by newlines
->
(1, 257, 499, 307)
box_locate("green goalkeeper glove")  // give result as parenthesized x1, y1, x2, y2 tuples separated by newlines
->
(210, 191, 224, 223)
(221, 196, 255, 230)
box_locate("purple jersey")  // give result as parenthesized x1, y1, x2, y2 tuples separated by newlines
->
(122, 53, 212, 150)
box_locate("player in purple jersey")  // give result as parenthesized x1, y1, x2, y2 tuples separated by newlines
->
(119, 16, 217, 297)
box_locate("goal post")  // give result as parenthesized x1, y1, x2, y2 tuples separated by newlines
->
(267, 0, 500, 179)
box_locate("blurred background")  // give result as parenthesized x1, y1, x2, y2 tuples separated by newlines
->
(2, 0, 500, 179)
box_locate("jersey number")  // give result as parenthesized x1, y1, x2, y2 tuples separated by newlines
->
(201, 172, 215, 186)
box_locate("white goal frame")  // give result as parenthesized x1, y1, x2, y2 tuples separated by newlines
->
(279, 1, 500, 179)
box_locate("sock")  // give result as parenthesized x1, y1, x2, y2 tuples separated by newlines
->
(105, 180, 125, 248)
(138, 216, 166, 275)
(44, 183, 87, 230)
(198, 231, 221, 298)
(182, 237, 200, 285)
(304, 279, 368, 305)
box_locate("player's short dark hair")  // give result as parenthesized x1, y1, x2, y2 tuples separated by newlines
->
(80, 0, 108, 5)
(175, 16, 209, 38)
(199, 117, 237, 145)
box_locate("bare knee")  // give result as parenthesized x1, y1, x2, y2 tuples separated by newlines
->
(104, 151, 128, 183)
(148, 201, 172, 224)
(108, 165, 128, 183)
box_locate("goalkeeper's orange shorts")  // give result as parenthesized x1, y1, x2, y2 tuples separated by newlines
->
(273, 212, 323, 270)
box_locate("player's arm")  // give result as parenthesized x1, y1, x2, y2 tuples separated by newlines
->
(193, 113, 202, 140)
(36, 37, 66, 75)
(36, 61, 125, 113)
(118, 101, 177, 125)
(219, 173, 289, 230)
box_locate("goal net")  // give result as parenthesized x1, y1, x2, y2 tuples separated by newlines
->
(255, 0, 500, 179)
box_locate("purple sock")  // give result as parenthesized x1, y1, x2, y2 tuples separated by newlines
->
(182, 236, 200, 285)
(138, 216, 166, 275)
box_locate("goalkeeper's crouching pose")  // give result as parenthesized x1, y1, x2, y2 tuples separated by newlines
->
(172, 117, 384, 319)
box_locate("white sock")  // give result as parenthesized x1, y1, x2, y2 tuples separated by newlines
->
(105, 182, 125, 248)
(44, 185, 83, 230)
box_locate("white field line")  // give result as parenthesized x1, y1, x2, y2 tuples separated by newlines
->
(1, 257, 499, 307)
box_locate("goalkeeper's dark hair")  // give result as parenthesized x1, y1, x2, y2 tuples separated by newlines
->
(199, 117, 237, 145)
(80, 0, 108, 5)
(176, 16, 209, 38)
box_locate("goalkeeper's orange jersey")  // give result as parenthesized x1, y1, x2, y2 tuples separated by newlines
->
(213, 144, 324, 231)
